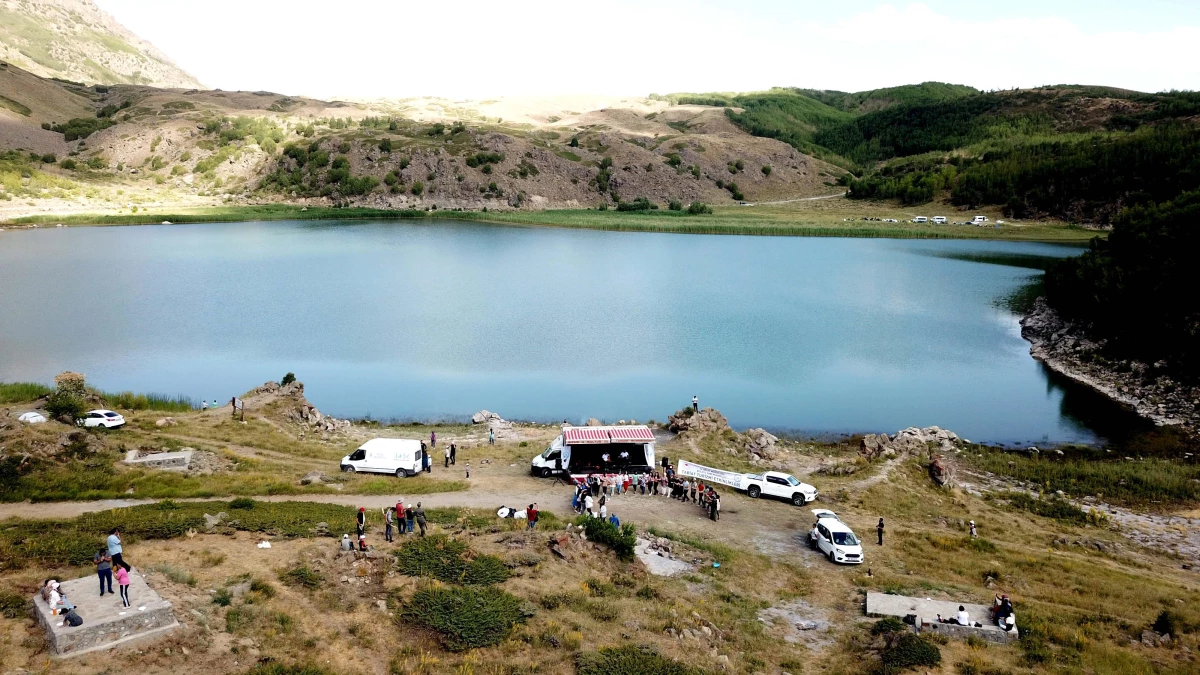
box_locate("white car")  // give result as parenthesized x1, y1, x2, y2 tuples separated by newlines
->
(80, 409, 125, 428)
(809, 509, 863, 564)
(932, 216, 947, 224)
(882, 218, 899, 223)
(742, 471, 818, 505)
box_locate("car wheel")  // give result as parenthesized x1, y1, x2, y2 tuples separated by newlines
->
(344, 466, 356, 473)
(827, 550, 836, 563)
(396, 469, 406, 478)
(748, 486, 761, 499)
(791, 493, 805, 506)
(540, 468, 552, 478)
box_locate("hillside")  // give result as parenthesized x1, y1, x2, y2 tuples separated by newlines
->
(0, 0, 201, 89)
(0, 63, 844, 218)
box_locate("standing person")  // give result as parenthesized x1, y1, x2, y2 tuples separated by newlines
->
(383, 506, 394, 542)
(527, 503, 539, 530)
(584, 493, 594, 518)
(396, 499, 406, 534)
(969, 520, 977, 538)
(465, 462, 471, 479)
(600, 500, 608, 520)
(405, 504, 415, 534)
(414, 502, 427, 537)
(444, 444, 451, 468)
(430, 430, 436, 448)
(877, 518, 885, 546)
(94, 547, 113, 596)
(708, 491, 718, 521)
(108, 528, 131, 572)
(115, 565, 131, 608)
(450, 443, 457, 465)
(424, 450, 431, 473)
(692, 395, 698, 412)
(356, 507, 366, 538)
(488, 428, 495, 446)
(420, 441, 427, 470)
(201, 399, 207, 411)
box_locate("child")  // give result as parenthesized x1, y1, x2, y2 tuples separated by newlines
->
(465, 462, 471, 479)
(115, 566, 131, 608)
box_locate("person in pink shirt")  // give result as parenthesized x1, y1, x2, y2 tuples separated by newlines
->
(115, 566, 131, 608)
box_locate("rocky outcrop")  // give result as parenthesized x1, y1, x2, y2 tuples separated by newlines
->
(472, 410, 501, 424)
(256, 380, 351, 433)
(470, 409, 518, 441)
(740, 428, 780, 460)
(667, 407, 731, 435)
(1021, 297, 1198, 436)
(860, 426, 962, 459)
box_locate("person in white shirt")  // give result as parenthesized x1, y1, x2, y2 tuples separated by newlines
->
(956, 606, 970, 626)
(600, 503, 608, 519)
(584, 494, 594, 517)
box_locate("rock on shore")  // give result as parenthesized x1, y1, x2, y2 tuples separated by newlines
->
(1021, 298, 1198, 435)
(860, 426, 961, 459)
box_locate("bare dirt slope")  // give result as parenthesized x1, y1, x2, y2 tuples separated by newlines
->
(0, 0, 202, 88)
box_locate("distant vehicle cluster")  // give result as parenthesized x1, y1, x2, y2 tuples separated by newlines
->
(845, 215, 1004, 226)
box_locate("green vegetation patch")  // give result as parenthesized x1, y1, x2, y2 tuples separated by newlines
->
(47, 117, 115, 141)
(879, 633, 941, 674)
(394, 535, 510, 585)
(401, 585, 527, 651)
(0, 94, 31, 116)
(99, 390, 195, 412)
(576, 644, 711, 675)
(0, 381, 52, 403)
(574, 516, 636, 561)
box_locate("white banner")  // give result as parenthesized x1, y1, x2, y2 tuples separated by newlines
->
(676, 460, 748, 490)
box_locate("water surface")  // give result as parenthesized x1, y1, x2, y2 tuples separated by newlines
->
(0, 220, 1137, 443)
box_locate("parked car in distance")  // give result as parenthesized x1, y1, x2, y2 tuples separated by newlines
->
(80, 409, 125, 428)
(882, 218, 899, 223)
(971, 215, 989, 224)
(742, 471, 818, 505)
(932, 216, 947, 224)
(341, 438, 424, 477)
(912, 216, 928, 223)
(809, 509, 864, 564)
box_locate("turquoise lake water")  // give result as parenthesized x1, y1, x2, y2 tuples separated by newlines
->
(0, 220, 1140, 443)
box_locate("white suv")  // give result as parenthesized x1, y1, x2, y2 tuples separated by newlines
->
(80, 409, 125, 428)
(809, 509, 863, 564)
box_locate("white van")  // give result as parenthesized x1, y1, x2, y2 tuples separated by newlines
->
(912, 216, 928, 223)
(971, 215, 988, 224)
(932, 216, 947, 224)
(340, 438, 424, 477)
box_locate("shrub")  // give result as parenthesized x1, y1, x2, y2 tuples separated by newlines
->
(687, 201, 713, 215)
(213, 588, 232, 606)
(761, 165, 772, 176)
(402, 585, 526, 651)
(0, 591, 26, 619)
(244, 663, 334, 675)
(575, 516, 636, 561)
(664, 153, 682, 167)
(616, 197, 653, 212)
(151, 563, 197, 586)
(280, 372, 296, 386)
(249, 578, 277, 598)
(465, 151, 504, 168)
(378, 139, 392, 152)
(411, 181, 424, 196)
(230, 497, 257, 510)
(40, 153, 56, 164)
(45, 372, 86, 422)
(395, 535, 510, 585)
(60, 159, 77, 170)
(871, 617, 908, 635)
(1153, 609, 1184, 636)
(86, 155, 107, 169)
(636, 585, 661, 600)
(51, 117, 114, 141)
(576, 645, 707, 675)
(668, 200, 682, 211)
(279, 564, 322, 589)
(880, 633, 941, 673)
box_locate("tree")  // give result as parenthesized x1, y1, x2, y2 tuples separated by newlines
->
(45, 371, 87, 423)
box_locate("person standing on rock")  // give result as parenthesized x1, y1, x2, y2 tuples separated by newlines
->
(414, 502, 427, 536)
(877, 518, 885, 546)
(201, 400, 207, 411)
(692, 395, 698, 412)
(108, 528, 131, 572)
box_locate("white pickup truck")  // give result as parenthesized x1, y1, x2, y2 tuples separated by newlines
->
(742, 471, 818, 506)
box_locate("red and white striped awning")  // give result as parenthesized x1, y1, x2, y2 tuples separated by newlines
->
(564, 427, 611, 444)
(608, 426, 655, 443)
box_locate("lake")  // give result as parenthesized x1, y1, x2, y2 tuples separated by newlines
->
(0, 220, 1141, 444)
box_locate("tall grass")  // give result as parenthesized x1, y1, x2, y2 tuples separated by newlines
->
(969, 449, 1200, 505)
(99, 390, 196, 412)
(0, 381, 52, 403)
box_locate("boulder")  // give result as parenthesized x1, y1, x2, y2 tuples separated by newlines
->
(667, 407, 730, 435)
(472, 410, 501, 424)
(586, 418, 601, 426)
(860, 426, 962, 459)
(154, 417, 177, 427)
(740, 428, 779, 459)
(300, 471, 329, 485)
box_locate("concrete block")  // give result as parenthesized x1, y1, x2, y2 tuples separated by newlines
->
(33, 568, 179, 657)
(123, 450, 192, 471)
(865, 591, 1018, 644)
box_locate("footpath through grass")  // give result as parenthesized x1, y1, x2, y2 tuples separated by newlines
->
(4, 202, 1099, 242)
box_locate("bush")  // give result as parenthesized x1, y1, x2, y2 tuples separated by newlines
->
(230, 497, 257, 510)
(402, 586, 526, 651)
(668, 200, 682, 211)
(244, 665, 335, 675)
(395, 535, 510, 585)
(411, 181, 424, 196)
(1153, 609, 1184, 636)
(60, 159, 77, 170)
(871, 617, 908, 636)
(576, 645, 707, 675)
(616, 197, 653, 212)
(378, 139, 392, 152)
(0, 591, 26, 618)
(687, 201, 713, 215)
(280, 372, 296, 386)
(880, 633, 941, 674)
(212, 588, 232, 606)
(575, 516, 636, 561)
(279, 564, 322, 590)
(761, 165, 772, 176)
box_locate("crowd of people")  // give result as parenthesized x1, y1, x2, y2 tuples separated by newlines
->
(570, 466, 722, 522)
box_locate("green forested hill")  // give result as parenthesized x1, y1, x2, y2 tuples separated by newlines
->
(794, 82, 978, 114)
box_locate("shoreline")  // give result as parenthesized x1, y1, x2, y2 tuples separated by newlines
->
(0, 203, 1104, 243)
(1021, 297, 1198, 437)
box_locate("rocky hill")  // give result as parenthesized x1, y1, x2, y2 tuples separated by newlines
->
(0, 62, 844, 216)
(0, 0, 201, 89)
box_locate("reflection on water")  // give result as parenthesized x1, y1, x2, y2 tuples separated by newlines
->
(0, 220, 1138, 444)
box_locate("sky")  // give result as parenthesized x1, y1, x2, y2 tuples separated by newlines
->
(95, 0, 1200, 99)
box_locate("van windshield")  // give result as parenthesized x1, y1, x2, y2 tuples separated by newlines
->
(832, 531, 859, 546)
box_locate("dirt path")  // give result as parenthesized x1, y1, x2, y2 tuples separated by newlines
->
(747, 192, 847, 206)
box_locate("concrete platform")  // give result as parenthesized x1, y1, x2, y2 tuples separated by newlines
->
(865, 592, 1018, 644)
(124, 449, 192, 471)
(33, 567, 179, 657)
